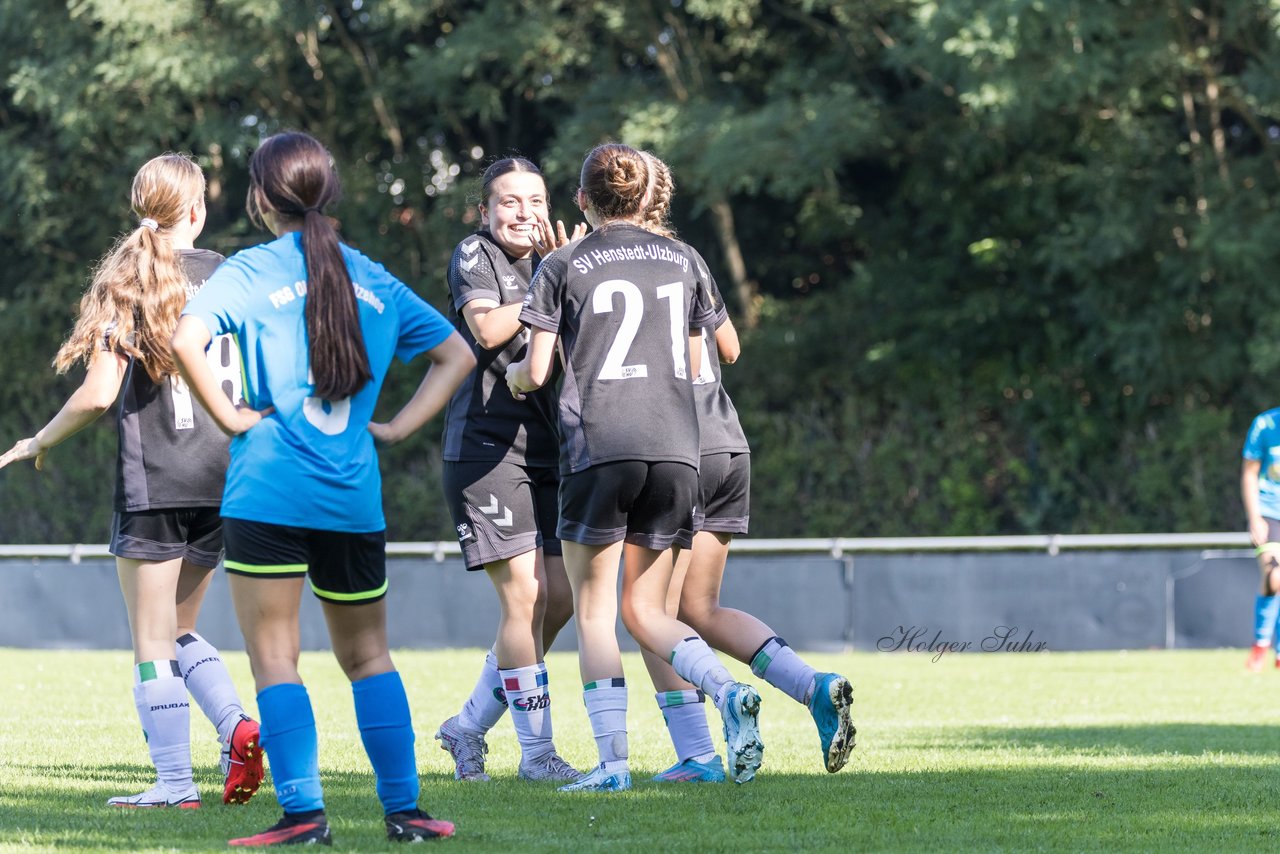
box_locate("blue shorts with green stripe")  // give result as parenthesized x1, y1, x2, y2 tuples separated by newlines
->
(222, 518, 388, 605)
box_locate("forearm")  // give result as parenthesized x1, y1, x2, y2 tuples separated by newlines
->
(379, 336, 475, 443)
(172, 318, 239, 433)
(380, 364, 469, 442)
(469, 302, 526, 349)
(1244, 472, 1263, 521)
(34, 388, 111, 451)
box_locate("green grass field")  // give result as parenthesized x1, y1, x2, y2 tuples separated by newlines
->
(2, 647, 1278, 852)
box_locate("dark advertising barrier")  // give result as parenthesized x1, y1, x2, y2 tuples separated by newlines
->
(0, 544, 1258, 652)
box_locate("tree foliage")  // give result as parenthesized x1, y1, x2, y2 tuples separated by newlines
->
(1, 0, 1277, 542)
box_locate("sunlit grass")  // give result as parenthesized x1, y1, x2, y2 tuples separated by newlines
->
(1, 648, 1277, 851)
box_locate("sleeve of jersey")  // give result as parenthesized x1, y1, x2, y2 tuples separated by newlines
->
(1245, 417, 1266, 460)
(518, 251, 565, 333)
(390, 280, 455, 363)
(687, 245, 723, 330)
(181, 255, 252, 337)
(449, 238, 502, 309)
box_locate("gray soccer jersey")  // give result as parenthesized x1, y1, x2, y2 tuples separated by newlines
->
(113, 249, 239, 511)
(441, 231, 559, 465)
(520, 223, 717, 474)
(686, 245, 750, 456)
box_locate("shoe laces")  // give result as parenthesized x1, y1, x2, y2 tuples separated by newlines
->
(531, 752, 578, 778)
(450, 726, 489, 775)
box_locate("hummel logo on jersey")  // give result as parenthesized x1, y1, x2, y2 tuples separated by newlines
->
(513, 693, 550, 712)
(501, 275, 517, 290)
(478, 494, 513, 527)
(460, 255, 480, 273)
(462, 239, 480, 256)
(457, 522, 474, 541)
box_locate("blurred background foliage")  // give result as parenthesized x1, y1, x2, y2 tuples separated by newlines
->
(1, 0, 1277, 542)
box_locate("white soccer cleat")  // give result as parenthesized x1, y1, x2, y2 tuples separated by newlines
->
(518, 751, 584, 782)
(434, 715, 491, 781)
(107, 782, 200, 808)
(558, 763, 631, 792)
(721, 683, 764, 784)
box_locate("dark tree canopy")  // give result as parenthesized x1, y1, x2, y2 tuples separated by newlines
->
(1, 1, 1275, 542)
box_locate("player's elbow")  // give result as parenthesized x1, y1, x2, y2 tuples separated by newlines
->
(718, 343, 740, 365)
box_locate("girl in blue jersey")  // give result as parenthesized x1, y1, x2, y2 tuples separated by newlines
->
(508, 143, 764, 790)
(0, 154, 263, 809)
(172, 132, 475, 846)
(1242, 408, 1280, 670)
(434, 157, 586, 783)
(635, 154, 856, 781)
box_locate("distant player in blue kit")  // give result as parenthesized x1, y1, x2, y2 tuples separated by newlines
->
(434, 157, 586, 783)
(1242, 408, 1280, 671)
(508, 143, 764, 791)
(172, 132, 475, 846)
(633, 153, 856, 780)
(0, 154, 263, 809)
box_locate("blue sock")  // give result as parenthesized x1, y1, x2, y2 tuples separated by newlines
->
(353, 671, 419, 815)
(257, 683, 324, 814)
(1256, 596, 1280, 645)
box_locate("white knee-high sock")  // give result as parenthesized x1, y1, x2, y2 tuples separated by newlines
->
(670, 637, 735, 709)
(501, 662, 555, 762)
(458, 649, 508, 733)
(750, 636, 817, 705)
(656, 689, 716, 763)
(134, 660, 193, 791)
(583, 678, 628, 771)
(176, 632, 245, 740)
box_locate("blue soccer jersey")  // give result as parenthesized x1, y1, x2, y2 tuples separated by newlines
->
(183, 232, 454, 532)
(1244, 408, 1280, 521)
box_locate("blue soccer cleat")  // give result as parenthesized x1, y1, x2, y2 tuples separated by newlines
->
(558, 763, 632, 792)
(651, 755, 726, 783)
(720, 683, 763, 784)
(809, 672, 855, 773)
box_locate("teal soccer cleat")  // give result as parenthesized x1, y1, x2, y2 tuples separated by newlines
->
(720, 683, 764, 784)
(651, 755, 726, 783)
(809, 672, 855, 773)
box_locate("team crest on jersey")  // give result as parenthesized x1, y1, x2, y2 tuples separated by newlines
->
(457, 522, 474, 541)
(501, 275, 517, 290)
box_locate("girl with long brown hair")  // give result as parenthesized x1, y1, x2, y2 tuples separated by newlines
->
(172, 131, 474, 846)
(0, 153, 264, 809)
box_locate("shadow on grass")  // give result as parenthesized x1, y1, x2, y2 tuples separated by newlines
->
(900, 722, 1280, 756)
(3, 742, 1280, 852)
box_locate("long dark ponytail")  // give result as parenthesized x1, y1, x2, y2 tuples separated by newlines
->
(247, 132, 372, 400)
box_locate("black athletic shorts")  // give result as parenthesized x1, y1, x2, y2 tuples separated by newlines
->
(221, 518, 387, 605)
(110, 507, 223, 568)
(559, 460, 697, 550)
(443, 460, 561, 572)
(695, 452, 751, 535)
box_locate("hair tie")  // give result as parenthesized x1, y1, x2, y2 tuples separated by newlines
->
(139, 217, 159, 231)
(302, 206, 321, 214)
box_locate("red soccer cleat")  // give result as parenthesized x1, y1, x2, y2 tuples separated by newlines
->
(222, 715, 265, 805)
(1247, 643, 1269, 672)
(228, 812, 331, 847)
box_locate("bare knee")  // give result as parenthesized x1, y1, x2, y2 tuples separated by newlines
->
(678, 590, 719, 630)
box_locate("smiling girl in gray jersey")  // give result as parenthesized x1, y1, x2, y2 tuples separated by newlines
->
(0, 154, 263, 809)
(508, 143, 764, 790)
(433, 157, 586, 783)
